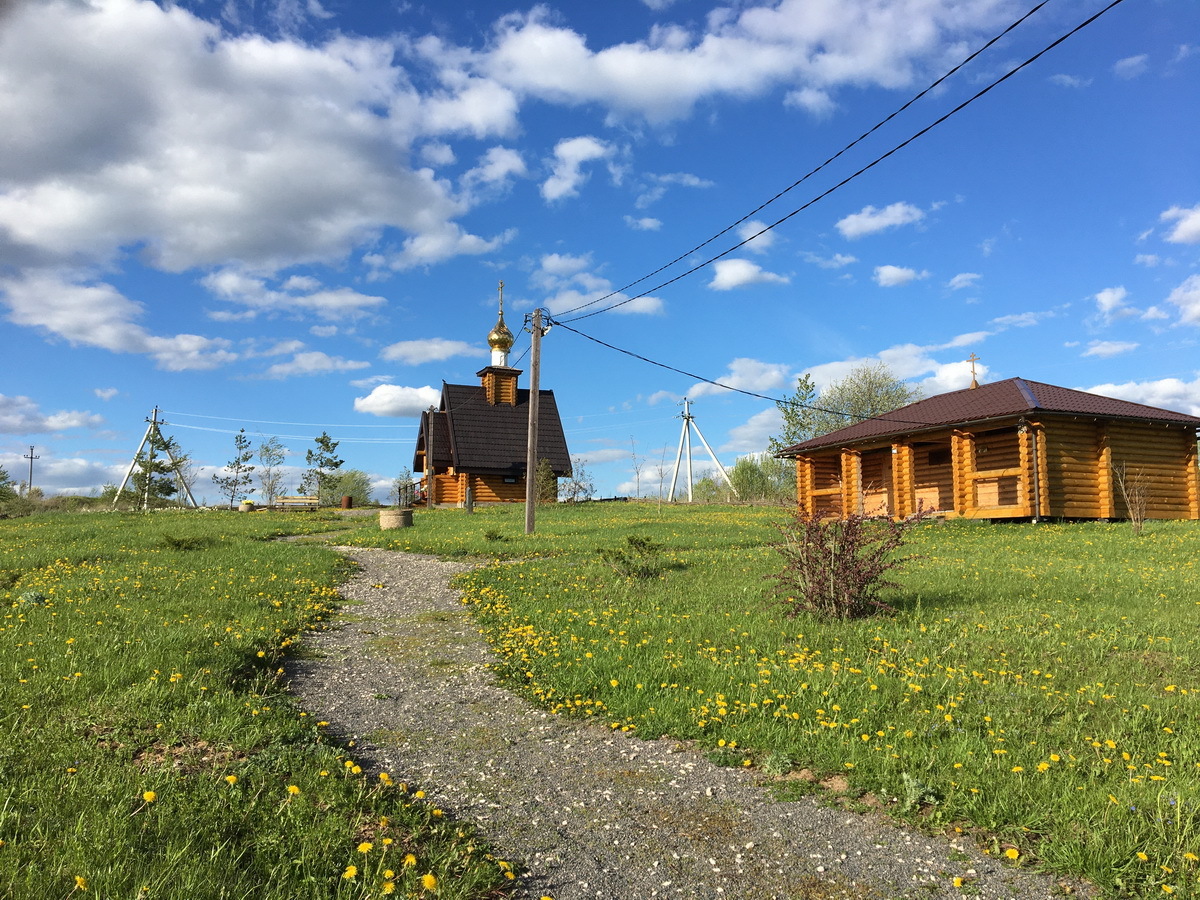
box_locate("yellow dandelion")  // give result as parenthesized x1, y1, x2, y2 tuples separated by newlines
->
(1004, 848, 1019, 860)
(1162, 886, 1175, 894)
(357, 842, 373, 854)
(1183, 852, 1198, 862)
(286, 785, 300, 795)
(142, 791, 157, 804)
(432, 809, 443, 818)
(225, 775, 238, 786)
(421, 872, 438, 891)
(1138, 852, 1150, 862)
(953, 877, 964, 888)
(74, 876, 88, 891)
(350, 765, 362, 775)
(384, 870, 395, 879)
(342, 865, 357, 880)
(382, 883, 395, 895)
(404, 854, 417, 868)
(414, 790, 426, 799)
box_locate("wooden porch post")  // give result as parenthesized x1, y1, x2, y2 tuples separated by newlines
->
(1096, 423, 1115, 519)
(1185, 434, 1200, 520)
(794, 457, 814, 512)
(841, 449, 862, 517)
(891, 442, 915, 519)
(950, 430, 973, 517)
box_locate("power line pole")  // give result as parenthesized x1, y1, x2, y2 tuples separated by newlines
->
(667, 398, 737, 502)
(524, 308, 548, 534)
(22, 445, 39, 497)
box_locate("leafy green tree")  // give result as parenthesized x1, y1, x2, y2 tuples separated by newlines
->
(690, 475, 728, 503)
(534, 458, 557, 504)
(769, 363, 922, 452)
(729, 453, 793, 502)
(0, 466, 15, 503)
(0, 466, 30, 516)
(334, 469, 373, 507)
(257, 436, 287, 507)
(392, 468, 414, 507)
(301, 431, 343, 506)
(559, 457, 594, 503)
(131, 429, 188, 508)
(212, 428, 256, 508)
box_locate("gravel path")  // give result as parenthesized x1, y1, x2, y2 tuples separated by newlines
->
(284, 548, 1092, 900)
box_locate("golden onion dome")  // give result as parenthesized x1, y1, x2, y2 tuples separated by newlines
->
(487, 313, 514, 352)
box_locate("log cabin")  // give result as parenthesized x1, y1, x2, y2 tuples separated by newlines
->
(412, 295, 571, 506)
(776, 377, 1200, 521)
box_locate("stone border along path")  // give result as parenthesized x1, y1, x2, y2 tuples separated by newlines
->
(284, 547, 1093, 900)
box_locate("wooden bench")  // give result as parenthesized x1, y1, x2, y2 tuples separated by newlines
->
(275, 495, 319, 511)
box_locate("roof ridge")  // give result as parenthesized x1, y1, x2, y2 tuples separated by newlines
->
(1012, 377, 1040, 409)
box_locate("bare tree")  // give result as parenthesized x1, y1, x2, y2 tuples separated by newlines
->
(560, 456, 595, 503)
(1112, 462, 1149, 536)
(257, 436, 287, 508)
(630, 435, 644, 499)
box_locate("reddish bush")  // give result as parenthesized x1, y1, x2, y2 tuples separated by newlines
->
(767, 508, 920, 620)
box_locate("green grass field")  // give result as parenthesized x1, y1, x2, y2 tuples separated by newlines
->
(346, 503, 1200, 897)
(3, 503, 1198, 898)
(0, 510, 512, 900)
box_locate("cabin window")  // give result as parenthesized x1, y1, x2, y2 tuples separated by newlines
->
(928, 448, 951, 467)
(503, 476, 518, 483)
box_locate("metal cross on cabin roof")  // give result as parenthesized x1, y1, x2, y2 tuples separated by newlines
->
(967, 352, 981, 389)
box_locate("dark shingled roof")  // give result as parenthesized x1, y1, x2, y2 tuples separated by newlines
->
(778, 377, 1200, 456)
(415, 382, 571, 476)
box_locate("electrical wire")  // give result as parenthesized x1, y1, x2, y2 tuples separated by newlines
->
(166, 422, 415, 443)
(164, 411, 411, 428)
(559, 0, 1128, 322)
(553, 0, 1055, 320)
(548, 318, 935, 429)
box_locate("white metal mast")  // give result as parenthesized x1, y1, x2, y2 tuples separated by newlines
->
(667, 398, 737, 502)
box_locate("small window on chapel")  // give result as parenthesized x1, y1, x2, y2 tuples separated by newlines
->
(928, 449, 951, 467)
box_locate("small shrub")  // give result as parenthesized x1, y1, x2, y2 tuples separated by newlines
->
(766, 508, 919, 620)
(483, 529, 507, 543)
(598, 535, 664, 580)
(761, 751, 793, 777)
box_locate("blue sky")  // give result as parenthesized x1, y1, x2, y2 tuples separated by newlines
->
(2, 0, 1198, 502)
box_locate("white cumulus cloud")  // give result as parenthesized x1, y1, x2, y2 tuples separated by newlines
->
(836, 202, 924, 239)
(1082, 340, 1139, 358)
(1166, 274, 1200, 325)
(1161, 204, 1200, 244)
(380, 338, 483, 365)
(353, 384, 442, 417)
(1086, 377, 1200, 416)
(690, 358, 791, 398)
(874, 265, 928, 287)
(0, 394, 104, 434)
(541, 136, 613, 201)
(262, 351, 369, 379)
(708, 259, 788, 290)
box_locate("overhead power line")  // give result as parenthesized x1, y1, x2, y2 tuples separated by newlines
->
(558, 0, 1128, 323)
(548, 317, 934, 429)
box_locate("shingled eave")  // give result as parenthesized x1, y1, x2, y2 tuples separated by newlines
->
(775, 377, 1200, 457)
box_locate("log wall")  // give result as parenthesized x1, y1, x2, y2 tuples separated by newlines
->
(790, 416, 1197, 521)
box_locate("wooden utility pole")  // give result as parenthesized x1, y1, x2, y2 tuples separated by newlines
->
(524, 308, 545, 534)
(22, 445, 38, 497)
